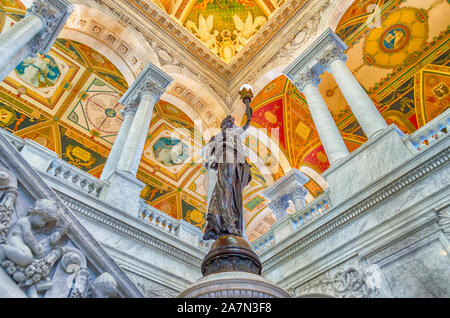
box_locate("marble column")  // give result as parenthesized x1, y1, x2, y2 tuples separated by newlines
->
(291, 187, 308, 211)
(293, 69, 349, 165)
(116, 85, 163, 176)
(318, 46, 388, 138)
(0, 0, 73, 82)
(100, 104, 137, 181)
(104, 63, 173, 216)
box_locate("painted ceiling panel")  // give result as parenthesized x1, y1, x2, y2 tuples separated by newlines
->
(151, 0, 284, 63)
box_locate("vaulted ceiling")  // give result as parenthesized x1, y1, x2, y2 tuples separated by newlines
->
(0, 0, 448, 241)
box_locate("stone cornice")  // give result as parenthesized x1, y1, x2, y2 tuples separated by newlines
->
(56, 191, 204, 268)
(260, 141, 450, 273)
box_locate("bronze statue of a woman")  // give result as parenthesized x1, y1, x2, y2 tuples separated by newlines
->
(202, 88, 253, 241)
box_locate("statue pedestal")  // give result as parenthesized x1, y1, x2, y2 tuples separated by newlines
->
(178, 271, 291, 298)
(179, 235, 290, 298)
(201, 235, 262, 276)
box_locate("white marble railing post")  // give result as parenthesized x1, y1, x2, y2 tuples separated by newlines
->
(100, 104, 137, 181)
(293, 69, 349, 164)
(0, 0, 73, 82)
(103, 63, 172, 216)
(318, 45, 388, 138)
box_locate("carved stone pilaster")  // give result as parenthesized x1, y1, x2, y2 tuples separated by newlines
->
(26, 0, 73, 55)
(317, 45, 347, 69)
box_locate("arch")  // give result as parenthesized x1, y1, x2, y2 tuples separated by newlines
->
(163, 70, 228, 131)
(324, 0, 356, 32)
(161, 93, 208, 137)
(61, 2, 159, 86)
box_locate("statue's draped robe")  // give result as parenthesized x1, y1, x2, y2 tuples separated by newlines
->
(203, 126, 252, 240)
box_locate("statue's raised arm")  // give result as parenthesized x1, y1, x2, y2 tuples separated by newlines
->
(239, 86, 254, 132)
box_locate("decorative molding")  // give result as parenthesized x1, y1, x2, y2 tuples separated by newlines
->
(297, 265, 379, 298)
(126, 272, 178, 298)
(367, 224, 440, 264)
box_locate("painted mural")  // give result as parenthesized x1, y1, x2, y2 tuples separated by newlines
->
(153, 137, 190, 166)
(150, 0, 282, 62)
(15, 54, 61, 88)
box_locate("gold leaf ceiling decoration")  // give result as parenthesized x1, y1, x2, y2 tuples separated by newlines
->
(151, 0, 285, 63)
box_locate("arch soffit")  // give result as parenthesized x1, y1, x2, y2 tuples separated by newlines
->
(61, 2, 159, 86)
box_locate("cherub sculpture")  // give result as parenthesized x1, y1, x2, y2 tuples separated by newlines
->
(0, 199, 60, 267)
(0, 199, 65, 297)
(0, 168, 19, 243)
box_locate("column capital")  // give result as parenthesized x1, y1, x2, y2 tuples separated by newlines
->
(290, 186, 308, 200)
(26, 0, 74, 55)
(317, 45, 347, 69)
(120, 104, 138, 117)
(139, 78, 165, 99)
(268, 196, 290, 220)
(283, 28, 348, 87)
(293, 68, 321, 92)
(120, 62, 173, 107)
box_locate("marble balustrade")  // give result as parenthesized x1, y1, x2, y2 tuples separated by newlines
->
(404, 109, 449, 152)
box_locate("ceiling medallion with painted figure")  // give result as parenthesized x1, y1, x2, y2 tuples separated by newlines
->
(363, 8, 428, 69)
(379, 24, 410, 53)
(14, 53, 61, 88)
(153, 137, 190, 166)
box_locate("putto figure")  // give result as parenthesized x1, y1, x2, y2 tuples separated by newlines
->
(202, 87, 253, 240)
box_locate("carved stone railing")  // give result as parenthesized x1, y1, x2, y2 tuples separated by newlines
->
(291, 190, 331, 231)
(404, 109, 449, 151)
(253, 231, 276, 255)
(252, 190, 332, 255)
(138, 200, 211, 250)
(139, 200, 180, 235)
(47, 159, 106, 198)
